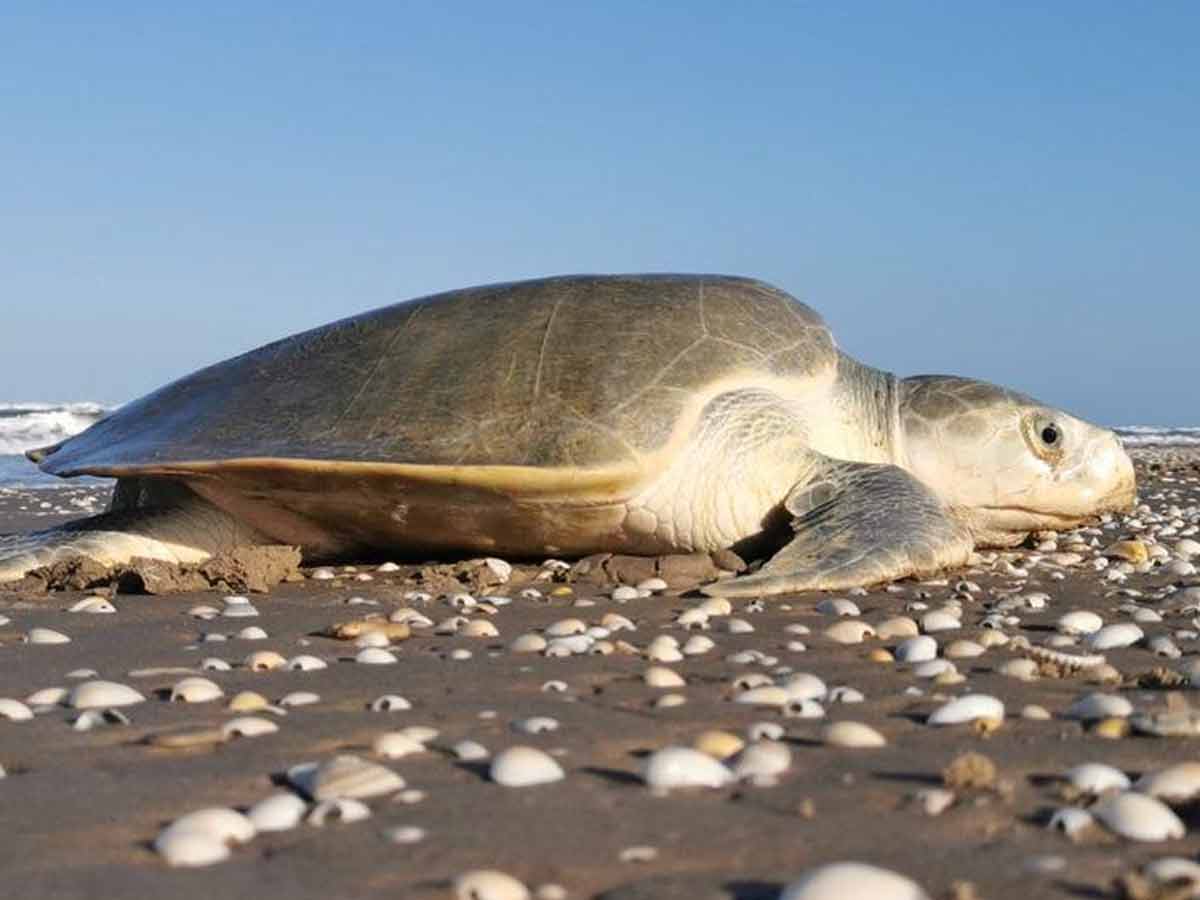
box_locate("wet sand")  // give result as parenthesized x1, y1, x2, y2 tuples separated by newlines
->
(2, 449, 1199, 899)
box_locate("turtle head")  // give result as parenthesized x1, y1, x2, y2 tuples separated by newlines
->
(897, 376, 1136, 546)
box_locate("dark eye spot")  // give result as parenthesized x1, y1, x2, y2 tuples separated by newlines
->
(1041, 425, 1059, 445)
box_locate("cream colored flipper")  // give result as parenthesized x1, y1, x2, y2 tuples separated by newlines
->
(703, 457, 973, 597)
(0, 483, 266, 583)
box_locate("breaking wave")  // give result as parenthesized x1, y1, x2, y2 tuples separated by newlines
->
(1116, 426, 1200, 447)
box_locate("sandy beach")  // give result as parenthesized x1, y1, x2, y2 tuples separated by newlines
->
(1, 447, 1199, 899)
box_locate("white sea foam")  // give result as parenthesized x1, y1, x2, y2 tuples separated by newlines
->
(0, 402, 110, 455)
(1116, 426, 1200, 447)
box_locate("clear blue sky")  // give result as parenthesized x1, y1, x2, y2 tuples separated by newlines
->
(2, 3, 1196, 426)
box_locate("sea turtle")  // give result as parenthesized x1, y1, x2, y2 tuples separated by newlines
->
(0, 274, 1135, 595)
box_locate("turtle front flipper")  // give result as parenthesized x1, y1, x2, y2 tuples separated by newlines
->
(0, 480, 267, 583)
(703, 459, 973, 597)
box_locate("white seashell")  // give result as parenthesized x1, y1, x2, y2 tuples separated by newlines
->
(244, 651, 287, 671)
(822, 721, 886, 748)
(462, 619, 499, 638)
(221, 598, 258, 618)
(236, 626, 269, 640)
(222, 716, 279, 739)
(454, 870, 531, 900)
(65, 668, 98, 679)
(278, 691, 320, 707)
(1064, 692, 1133, 721)
(643, 666, 686, 688)
(26, 686, 68, 707)
(512, 716, 559, 735)
(921, 611, 960, 633)
(370, 694, 412, 712)
(1022, 704, 1051, 720)
(675, 608, 710, 629)
(682, 635, 715, 655)
(823, 620, 874, 644)
(288, 755, 405, 800)
(0, 699, 34, 721)
(827, 686, 864, 704)
(784, 699, 825, 719)
(355, 647, 398, 665)
(780, 862, 930, 900)
(377, 561, 401, 572)
(1142, 857, 1200, 887)
(815, 598, 860, 617)
(170, 677, 224, 703)
(65, 681, 145, 709)
(1057, 610, 1104, 636)
(26, 627, 70, 645)
(743, 724, 782, 746)
(611, 585, 639, 602)
(1048, 807, 1096, 839)
(643, 746, 733, 790)
(911, 660, 956, 679)
(189, 605, 221, 620)
(545, 635, 592, 656)
(999, 659, 1039, 681)
(201, 658, 232, 671)
(246, 793, 307, 832)
(876, 617, 919, 640)
(895, 636, 938, 663)
(782, 673, 827, 701)
(645, 635, 683, 662)
(1067, 763, 1130, 794)
(725, 618, 755, 634)
(1134, 762, 1200, 802)
(1088, 623, 1144, 650)
(153, 830, 230, 867)
(637, 576, 668, 592)
(73, 708, 130, 731)
(601, 613, 636, 631)
(68, 596, 116, 614)
(735, 686, 790, 708)
(732, 741, 792, 783)
(943, 640, 984, 659)
(1091, 792, 1186, 841)
(508, 632, 547, 653)
(373, 732, 426, 759)
(288, 655, 327, 671)
(156, 808, 255, 854)
(697, 597, 732, 616)
(307, 798, 371, 826)
(453, 740, 489, 761)
(916, 787, 955, 816)
(490, 746, 565, 787)
(927, 694, 1004, 726)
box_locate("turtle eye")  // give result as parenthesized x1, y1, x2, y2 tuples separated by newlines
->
(1026, 414, 1066, 461)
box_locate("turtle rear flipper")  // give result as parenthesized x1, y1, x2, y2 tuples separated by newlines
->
(0, 481, 265, 583)
(703, 459, 972, 597)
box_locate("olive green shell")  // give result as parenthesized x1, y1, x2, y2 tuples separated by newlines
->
(39, 275, 836, 478)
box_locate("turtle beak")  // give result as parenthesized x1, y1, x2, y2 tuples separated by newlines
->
(1100, 440, 1137, 513)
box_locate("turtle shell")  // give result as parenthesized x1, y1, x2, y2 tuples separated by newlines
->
(38, 274, 837, 489)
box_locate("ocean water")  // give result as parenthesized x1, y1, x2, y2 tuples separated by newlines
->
(0, 402, 112, 489)
(0, 402, 1195, 491)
